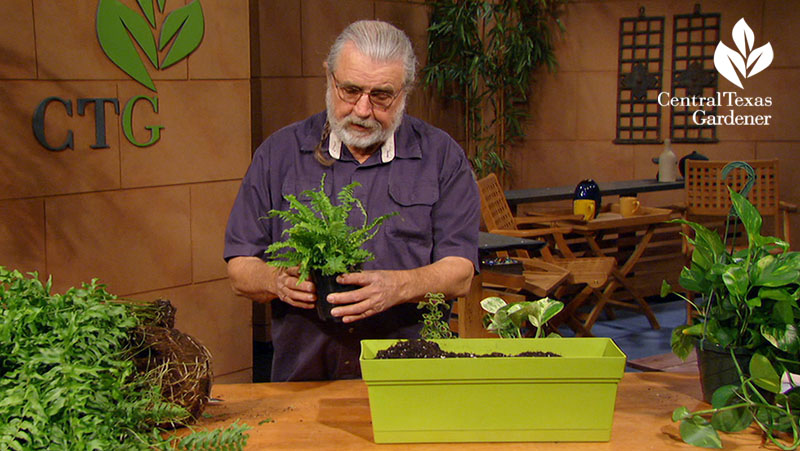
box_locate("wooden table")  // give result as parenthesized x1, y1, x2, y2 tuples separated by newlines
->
(479, 231, 545, 255)
(505, 179, 684, 212)
(196, 372, 763, 449)
(455, 233, 548, 338)
(557, 205, 679, 332)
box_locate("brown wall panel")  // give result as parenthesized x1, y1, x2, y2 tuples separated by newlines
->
(374, 1, 430, 63)
(254, 0, 302, 77)
(257, 76, 326, 140)
(525, 70, 578, 142)
(764, 0, 800, 68)
(191, 181, 241, 283)
(0, 0, 36, 79)
(300, 0, 374, 77)
(119, 80, 252, 187)
(33, 1, 188, 82)
(189, 0, 250, 80)
(0, 198, 45, 274)
(45, 186, 192, 295)
(0, 81, 122, 200)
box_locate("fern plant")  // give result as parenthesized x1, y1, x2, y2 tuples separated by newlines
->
(264, 174, 397, 283)
(0, 267, 250, 451)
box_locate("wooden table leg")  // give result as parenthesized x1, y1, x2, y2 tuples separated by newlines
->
(582, 227, 661, 330)
(458, 274, 493, 338)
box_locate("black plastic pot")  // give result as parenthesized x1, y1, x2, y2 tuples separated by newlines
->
(310, 269, 360, 322)
(696, 341, 752, 402)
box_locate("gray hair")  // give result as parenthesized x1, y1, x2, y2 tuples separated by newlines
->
(326, 20, 417, 87)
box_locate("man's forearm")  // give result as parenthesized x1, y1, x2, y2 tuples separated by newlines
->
(393, 256, 475, 303)
(226, 256, 279, 303)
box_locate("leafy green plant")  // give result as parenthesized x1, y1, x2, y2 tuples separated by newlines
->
(0, 267, 249, 450)
(417, 292, 453, 339)
(422, 0, 566, 179)
(97, 0, 205, 91)
(661, 186, 800, 448)
(480, 296, 564, 338)
(264, 174, 397, 283)
(664, 187, 800, 374)
(671, 352, 799, 449)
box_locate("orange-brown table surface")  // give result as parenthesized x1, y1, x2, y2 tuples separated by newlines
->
(195, 372, 765, 449)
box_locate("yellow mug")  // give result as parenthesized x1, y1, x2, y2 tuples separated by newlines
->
(620, 196, 641, 217)
(573, 199, 596, 221)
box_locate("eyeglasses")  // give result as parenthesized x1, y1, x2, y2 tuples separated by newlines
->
(330, 72, 404, 110)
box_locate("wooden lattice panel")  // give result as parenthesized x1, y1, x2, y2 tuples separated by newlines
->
(614, 7, 665, 144)
(669, 5, 720, 143)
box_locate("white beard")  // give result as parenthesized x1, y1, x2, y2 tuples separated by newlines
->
(326, 87, 405, 151)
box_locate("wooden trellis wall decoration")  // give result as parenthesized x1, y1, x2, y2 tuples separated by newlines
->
(669, 4, 720, 143)
(614, 7, 665, 144)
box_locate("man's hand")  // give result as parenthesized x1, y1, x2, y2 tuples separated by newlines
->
(227, 256, 315, 308)
(326, 270, 407, 323)
(325, 256, 474, 323)
(274, 267, 316, 309)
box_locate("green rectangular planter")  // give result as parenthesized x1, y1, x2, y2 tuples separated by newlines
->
(360, 337, 626, 443)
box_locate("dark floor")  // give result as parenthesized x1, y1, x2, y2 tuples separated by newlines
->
(251, 298, 687, 382)
(557, 297, 686, 365)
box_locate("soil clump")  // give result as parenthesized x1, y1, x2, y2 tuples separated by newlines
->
(375, 339, 560, 359)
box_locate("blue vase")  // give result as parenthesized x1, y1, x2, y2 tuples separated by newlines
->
(573, 179, 602, 212)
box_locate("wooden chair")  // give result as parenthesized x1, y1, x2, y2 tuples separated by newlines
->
(476, 173, 619, 336)
(683, 159, 796, 247)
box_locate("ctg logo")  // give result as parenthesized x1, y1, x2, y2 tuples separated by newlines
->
(32, 1, 205, 152)
(97, 0, 205, 91)
(714, 18, 773, 89)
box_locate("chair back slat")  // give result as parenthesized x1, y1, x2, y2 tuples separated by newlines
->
(685, 159, 780, 217)
(477, 173, 517, 231)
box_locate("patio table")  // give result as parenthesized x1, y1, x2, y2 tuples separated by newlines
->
(505, 178, 684, 213)
(554, 204, 680, 332)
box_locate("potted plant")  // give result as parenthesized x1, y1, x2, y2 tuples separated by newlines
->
(264, 174, 396, 322)
(661, 187, 800, 448)
(360, 296, 626, 443)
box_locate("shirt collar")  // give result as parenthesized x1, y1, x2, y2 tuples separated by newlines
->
(328, 131, 396, 163)
(298, 112, 421, 160)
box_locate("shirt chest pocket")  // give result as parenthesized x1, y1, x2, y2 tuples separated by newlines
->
(387, 181, 439, 244)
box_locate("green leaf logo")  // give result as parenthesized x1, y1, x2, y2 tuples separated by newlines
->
(97, 0, 205, 92)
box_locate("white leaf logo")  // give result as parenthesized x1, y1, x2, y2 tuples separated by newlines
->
(714, 18, 773, 89)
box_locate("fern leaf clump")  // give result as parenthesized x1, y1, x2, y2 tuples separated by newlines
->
(264, 174, 397, 282)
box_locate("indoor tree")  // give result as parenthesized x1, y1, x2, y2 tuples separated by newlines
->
(422, 0, 567, 182)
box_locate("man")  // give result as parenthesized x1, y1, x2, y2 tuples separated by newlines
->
(224, 20, 479, 381)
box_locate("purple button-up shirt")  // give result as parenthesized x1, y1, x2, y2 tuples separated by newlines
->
(224, 111, 479, 381)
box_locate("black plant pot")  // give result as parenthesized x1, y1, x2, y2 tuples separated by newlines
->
(696, 341, 752, 402)
(310, 269, 360, 323)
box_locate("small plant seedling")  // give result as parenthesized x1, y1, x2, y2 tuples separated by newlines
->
(417, 292, 453, 339)
(480, 296, 564, 338)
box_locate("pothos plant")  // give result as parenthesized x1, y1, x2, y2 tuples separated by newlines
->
(480, 296, 564, 338)
(264, 174, 397, 283)
(661, 187, 800, 448)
